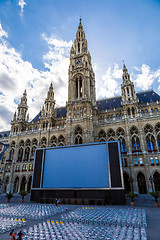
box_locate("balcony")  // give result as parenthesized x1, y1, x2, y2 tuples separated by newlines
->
(132, 149, 142, 153)
(23, 159, 28, 162)
(5, 160, 12, 163)
(148, 149, 158, 153)
(17, 160, 22, 163)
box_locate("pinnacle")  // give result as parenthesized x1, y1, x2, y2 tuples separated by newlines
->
(23, 88, 27, 96)
(123, 64, 128, 73)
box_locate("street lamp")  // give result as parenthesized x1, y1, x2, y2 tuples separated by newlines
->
(149, 176, 154, 192)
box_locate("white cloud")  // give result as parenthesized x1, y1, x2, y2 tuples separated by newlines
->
(18, 0, 27, 16)
(0, 25, 72, 131)
(0, 23, 8, 39)
(97, 64, 122, 99)
(133, 64, 160, 91)
(1, 23, 160, 132)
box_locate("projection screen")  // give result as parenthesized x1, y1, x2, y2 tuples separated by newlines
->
(42, 143, 110, 189)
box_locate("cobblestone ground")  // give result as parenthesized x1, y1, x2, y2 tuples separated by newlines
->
(0, 194, 159, 240)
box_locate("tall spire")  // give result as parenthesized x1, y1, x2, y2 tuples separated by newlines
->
(44, 83, 55, 117)
(68, 19, 96, 106)
(17, 89, 28, 121)
(121, 64, 138, 106)
(74, 18, 88, 55)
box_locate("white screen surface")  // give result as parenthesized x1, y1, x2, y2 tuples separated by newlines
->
(42, 143, 109, 188)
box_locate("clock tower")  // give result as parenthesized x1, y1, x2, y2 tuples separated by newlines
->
(66, 19, 97, 145)
(68, 18, 96, 105)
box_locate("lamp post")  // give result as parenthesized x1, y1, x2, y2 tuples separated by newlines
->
(129, 177, 134, 192)
(149, 176, 154, 192)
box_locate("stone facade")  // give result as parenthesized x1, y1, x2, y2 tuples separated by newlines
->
(0, 20, 160, 194)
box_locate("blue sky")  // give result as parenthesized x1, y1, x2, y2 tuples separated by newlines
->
(0, 0, 160, 131)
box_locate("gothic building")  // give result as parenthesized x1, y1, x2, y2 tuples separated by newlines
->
(0, 20, 160, 195)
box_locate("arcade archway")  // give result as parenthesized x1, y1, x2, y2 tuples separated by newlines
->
(13, 177, 19, 193)
(123, 172, 131, 193)
(27, 176, 32, 193)
(137, 172, 147, 194)
(153, 171, 160, 191)
(20, 176, 27, 192)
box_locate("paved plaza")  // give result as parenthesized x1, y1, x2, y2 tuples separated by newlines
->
(0, 196, 159, 240)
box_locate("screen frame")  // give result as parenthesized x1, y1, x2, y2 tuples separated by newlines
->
(32, 141, 124, 190)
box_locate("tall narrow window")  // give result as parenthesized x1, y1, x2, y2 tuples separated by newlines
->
(134, 157, 138, 165)
(76, 78, 78, 98)
(155, 157, 159, 165)
(150, 157, 154, 165)
(80, 77, 82, 97)
(139, 158, 143, 165)
(78, 42, 80, 53)
(75, 127, 83, 145)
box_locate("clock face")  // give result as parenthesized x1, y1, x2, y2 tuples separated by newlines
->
(75, 59, 82, 65)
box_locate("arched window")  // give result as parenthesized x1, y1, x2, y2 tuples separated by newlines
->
(75, 75, 83, 99)
(155, 123, 160, 150)
(18, 148, 23, 161)
(11, 141, 15, 148)
(41, 137, 47, 148)
(155, 123, 160, 134)
(116, 127, 125, 137)
(146, 134, 155, 151)
(116, 128, 126, 153)
(50, 136, 57, 147)
(107, 128, 115, 141)
(19, 140, 24, 147)
(127, 108, 131, 116)
(157, 134, 160, 151)
(144, 124, 153, 134)
(132, 136, 140, 150)
(78, 42, 80, 53)
(118, 137, 127, 153)
(132, 107, 135, 117)
(98, 130, 106, 142)
(75, 127, 83, 145)
(31, 146, 36, 159)
(32, 138, 38, 146)
(58, 135, 65, 146)
(26, 139, 31, 147)
(9, 149, 14, 161)
(144, 124, 155, 151)
(130, 126, 141, 151)
(24, 147, 30, 161)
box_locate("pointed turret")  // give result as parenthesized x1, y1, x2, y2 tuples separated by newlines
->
(121, 64, 138, 105)
(17, 89, 28, 121)
(121, 64, 139, 117)
(74, 18, 88, 55)
(44, 83, 55, 116)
